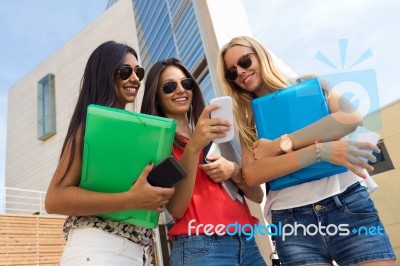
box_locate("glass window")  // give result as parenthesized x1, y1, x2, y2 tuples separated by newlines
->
(37, 74, 56, 140)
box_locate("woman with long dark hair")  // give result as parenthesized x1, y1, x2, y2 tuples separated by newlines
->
(45, 41, 174, 265)
(141, 58, 266, 266)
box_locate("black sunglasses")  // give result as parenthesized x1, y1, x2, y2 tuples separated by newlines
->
(225, 52, 254, 81)
(117, 65, 145, 81)
(160, 78, 195, 94)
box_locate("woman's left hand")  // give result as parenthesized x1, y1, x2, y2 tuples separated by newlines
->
(253, 138, 280, 160)
(199, 155, 235, 183)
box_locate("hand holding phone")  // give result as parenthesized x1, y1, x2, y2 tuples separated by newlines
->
(350, 126, 381, 163)
(349, 126, 380, 192)
(210, 96, 234, 143)
(350, 126, 380, 175)
(147, 156, 187, 187)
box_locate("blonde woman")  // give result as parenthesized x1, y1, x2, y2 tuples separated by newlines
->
(217, 36, 396, 266)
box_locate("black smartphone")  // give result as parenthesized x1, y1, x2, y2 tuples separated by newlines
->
(147, 156, 187, 187)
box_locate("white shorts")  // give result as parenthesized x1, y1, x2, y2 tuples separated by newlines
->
(60, 227, 153, 266)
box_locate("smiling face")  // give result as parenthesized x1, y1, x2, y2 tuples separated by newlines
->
(224, 45, 264, 96)
(156, 66, 193, 120)
(114, 52, 142, 109)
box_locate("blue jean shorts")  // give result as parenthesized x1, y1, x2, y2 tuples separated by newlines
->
(271, 182, 396, 266)
(170, 234, 266, 266)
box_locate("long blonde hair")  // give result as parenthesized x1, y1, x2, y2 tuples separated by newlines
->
(217, 36, 287, 149)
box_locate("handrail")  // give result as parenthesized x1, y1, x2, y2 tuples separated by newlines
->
(0, 186, 47, 215)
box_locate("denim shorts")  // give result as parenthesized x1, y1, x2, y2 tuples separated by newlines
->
(271, 182, 396, 266)
(170, 234, 266, 266)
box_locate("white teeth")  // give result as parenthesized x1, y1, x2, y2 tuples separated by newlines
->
(125, 87, 137, 92)
(173, 97, 187, 102)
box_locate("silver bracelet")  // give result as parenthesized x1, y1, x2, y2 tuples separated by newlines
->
(314, 140, 321, 163)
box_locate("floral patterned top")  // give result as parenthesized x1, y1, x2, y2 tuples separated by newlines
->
(62, 215, 154, 247)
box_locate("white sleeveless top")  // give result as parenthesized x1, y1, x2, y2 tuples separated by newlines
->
(263, 171, 377, 223)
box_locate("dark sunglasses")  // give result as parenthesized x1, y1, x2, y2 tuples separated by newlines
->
(225, 52, 254, 81)
(117, 65, 145, 81)
(160, 78, 195, 94)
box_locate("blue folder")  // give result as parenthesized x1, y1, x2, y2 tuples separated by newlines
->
(251, 78, 347, 190)
(80, 104, 176, 228)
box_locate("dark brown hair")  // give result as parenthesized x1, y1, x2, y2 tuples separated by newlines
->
(140, 58, 205, 148)
(59, 41, 138, 183)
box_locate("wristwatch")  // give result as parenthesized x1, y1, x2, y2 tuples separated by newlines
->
(279, 134, 293, 153)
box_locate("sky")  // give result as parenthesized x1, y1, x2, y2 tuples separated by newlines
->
(0, 0, 108, 187)
(0, 0, 399, 188)
(243, 0, 400, 112)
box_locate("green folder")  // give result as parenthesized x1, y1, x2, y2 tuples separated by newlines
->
(80, 104, 177, 228)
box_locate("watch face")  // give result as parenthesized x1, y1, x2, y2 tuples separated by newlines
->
(281, 138, 293, 151)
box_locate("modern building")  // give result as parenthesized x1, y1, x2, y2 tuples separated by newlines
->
(4, 0, 399, 264)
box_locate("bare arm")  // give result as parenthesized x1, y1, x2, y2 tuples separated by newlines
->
(166, 105, 232, 218)
(45, 129, 175, 215)
(268, 78, 364, 154)
(243, 138, 379, 187)
(241, 139, 316, 187)
(166, 142, 201, 218)
(240, 78, 377, 187)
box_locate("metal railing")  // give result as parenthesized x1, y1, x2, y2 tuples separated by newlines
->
(0, 186, 47, 215)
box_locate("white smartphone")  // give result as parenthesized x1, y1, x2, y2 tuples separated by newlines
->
(210, 96, 234, 143)
(350, 126, 381, 163)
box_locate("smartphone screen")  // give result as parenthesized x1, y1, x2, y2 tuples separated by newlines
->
(210, 96, 234, 143)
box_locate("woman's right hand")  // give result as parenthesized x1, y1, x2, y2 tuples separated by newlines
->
(189, 104, 231, 151)
(127, 163, 175, 213)
(319, 140, 380, 178)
